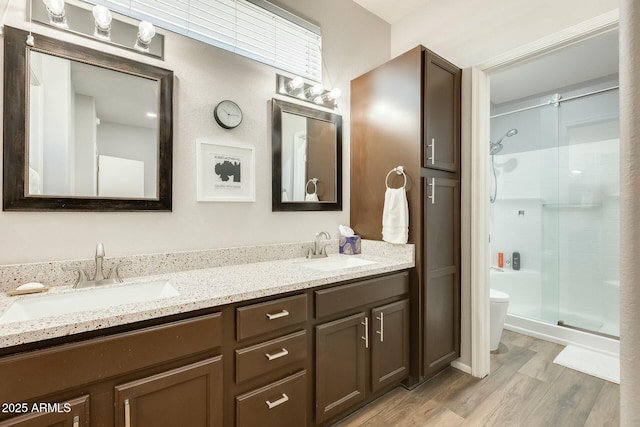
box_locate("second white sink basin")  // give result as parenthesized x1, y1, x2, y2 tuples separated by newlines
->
(297, 256, 377, 272)
(0, 280, 179, 324)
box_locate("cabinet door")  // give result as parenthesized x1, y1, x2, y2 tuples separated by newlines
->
(423, 50, 461, 172)
(0, 395, 89, 427)
(114, 356, 223, 427)
(423, 174, 461, 376)
(371, 299, 410, 393)
(315, 313, 367, 425)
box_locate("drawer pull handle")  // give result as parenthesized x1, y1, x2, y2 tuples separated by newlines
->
(361, 316, 369, 349)
(265, 348, 289, 361)
(124, 399, 131, 427)
(266, 393, 289, 409)
(266, 309, 289, 320)
(73, 416, 79, 427)
(376, 312, 384, 342)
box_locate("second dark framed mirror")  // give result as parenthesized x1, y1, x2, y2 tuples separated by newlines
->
(272, 98, 342, 211)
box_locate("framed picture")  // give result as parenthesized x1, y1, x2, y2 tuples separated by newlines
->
(196, 139, 255, 202)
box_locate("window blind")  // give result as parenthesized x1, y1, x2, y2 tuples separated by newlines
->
(85, 0, 322, 81)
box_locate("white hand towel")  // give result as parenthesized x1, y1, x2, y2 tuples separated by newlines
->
(382, 187, 409, 244)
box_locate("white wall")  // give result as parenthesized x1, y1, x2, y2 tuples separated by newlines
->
(97, 122, 157, 198)
(0, 0, 390, 263)
(74, 94, 97, 197)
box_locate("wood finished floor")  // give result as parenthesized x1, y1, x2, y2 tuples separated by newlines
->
(333, 330, 620, 427)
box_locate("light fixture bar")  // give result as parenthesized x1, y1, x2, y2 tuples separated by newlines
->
(30, 0, 164, 59)
(276, 74, 340, 109)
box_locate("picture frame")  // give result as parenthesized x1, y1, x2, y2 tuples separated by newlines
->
(196, 139, 255, 202)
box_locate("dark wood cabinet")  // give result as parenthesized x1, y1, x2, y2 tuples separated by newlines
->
(351, 46, 461, 382)
(371, 299, 411, 392)
(114, 356, 223, 427)
(424, 50, 461, 172)
(315, 274, 410, 425)
(0, 395, 89, 427)
(423, 174, 460, 376)
(0, 312, 223, 427)
(315, 313, 368, 424)
(0, 272, 411, 427)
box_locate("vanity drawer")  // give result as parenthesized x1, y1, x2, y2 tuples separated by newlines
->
(0, 312, 222, 404)
(235, 330, 307, 383)
(236, 370, 307, 427)
(236, 294, 307, 341)
(315, 272, 409, 318)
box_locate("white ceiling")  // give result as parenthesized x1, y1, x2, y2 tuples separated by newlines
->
(352, 0, 425, 24)
(490, 30, 619, 104)
(352, 0, 619, 105)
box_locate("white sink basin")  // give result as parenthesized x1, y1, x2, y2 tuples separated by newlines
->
(0, 280, 179, 324)
(297, 256, 377, 272)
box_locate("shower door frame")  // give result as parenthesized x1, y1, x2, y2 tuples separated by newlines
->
(467, 10, 619, 378)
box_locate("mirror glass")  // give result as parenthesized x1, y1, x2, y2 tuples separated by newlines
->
(3, 26, 173, 211)
(272, 99, 342, 211)
(28, 51, 159, 198)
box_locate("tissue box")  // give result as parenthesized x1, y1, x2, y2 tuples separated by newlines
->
(339, 236, 362, 255)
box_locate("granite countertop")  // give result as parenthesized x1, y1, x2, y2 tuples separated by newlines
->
(0, 242, 414, 349)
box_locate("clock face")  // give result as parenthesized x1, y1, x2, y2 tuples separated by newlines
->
(214, 100, 243, 129)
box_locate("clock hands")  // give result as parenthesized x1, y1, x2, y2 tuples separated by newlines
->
(222, 108, 239, 118)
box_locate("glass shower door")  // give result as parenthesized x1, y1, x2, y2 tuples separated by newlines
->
(554, 88, 620, 337)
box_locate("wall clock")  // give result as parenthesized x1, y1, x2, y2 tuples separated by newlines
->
(214, 100, 243, 129)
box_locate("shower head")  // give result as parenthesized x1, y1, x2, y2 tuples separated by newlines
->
(489, 128, 518, 155)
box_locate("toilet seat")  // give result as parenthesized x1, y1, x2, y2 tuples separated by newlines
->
(490, 288, 509, 303)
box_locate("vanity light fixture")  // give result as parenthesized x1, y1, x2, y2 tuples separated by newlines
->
(30, 0, 164, 59)
(42, 0, 67, 27)
(135, 21, 156, 52)
(92, 5, 112, 40)
(276, 74, 341, 109)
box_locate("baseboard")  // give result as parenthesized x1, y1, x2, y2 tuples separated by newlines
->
(450, 359, 472, 375)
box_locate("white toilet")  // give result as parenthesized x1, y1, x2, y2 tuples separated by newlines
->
(490, 288, 510, 351)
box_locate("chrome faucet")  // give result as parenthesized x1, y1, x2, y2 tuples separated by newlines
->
(63, 243, 128, 288)
(307, 231, 331, 259)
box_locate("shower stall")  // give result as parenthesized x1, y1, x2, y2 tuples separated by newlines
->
(489, 77, 620, 350)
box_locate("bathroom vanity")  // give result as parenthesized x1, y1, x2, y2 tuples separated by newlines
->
(0, 242, 413, 426)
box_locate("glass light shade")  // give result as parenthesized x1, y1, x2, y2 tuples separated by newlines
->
(42, 0, 65, 16)
(310, 83, 324, 95)
(327, 88, 342, 100)
(92, 5, 112, 31)
(137, 21, 156, 44)
(287, 76, 304, 91)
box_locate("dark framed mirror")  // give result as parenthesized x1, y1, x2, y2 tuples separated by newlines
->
(3, 26, 173, 211)
(272, 98, 342, 211)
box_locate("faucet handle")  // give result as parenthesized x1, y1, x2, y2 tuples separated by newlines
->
(61, 266, 89, 288)
(107, 261, 131, 283)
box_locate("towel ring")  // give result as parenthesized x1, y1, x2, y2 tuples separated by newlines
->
(385, 166, 407, 189)
(306, 178, 318, 195)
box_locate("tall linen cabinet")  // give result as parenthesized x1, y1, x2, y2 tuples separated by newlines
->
(350, 46, 461, 381)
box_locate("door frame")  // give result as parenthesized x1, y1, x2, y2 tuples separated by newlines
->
(468, 9, 619, 378)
